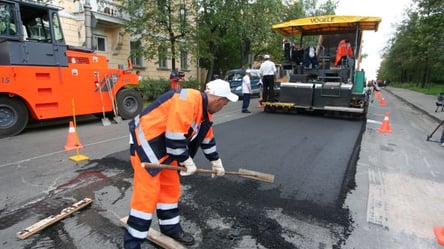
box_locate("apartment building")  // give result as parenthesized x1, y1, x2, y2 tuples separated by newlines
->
(55, 0, 199, 82)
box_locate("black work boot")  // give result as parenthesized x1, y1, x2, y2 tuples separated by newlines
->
(169, 231, 195, 246)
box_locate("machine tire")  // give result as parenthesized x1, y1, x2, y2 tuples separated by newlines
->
(0, 96, 29, 138)
(116, 89, 143, 119)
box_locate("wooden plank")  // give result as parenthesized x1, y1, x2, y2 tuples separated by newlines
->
(120, 216, 187, 249)
(16, 198, 93, 240)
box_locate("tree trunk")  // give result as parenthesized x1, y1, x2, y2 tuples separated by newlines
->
(171, 39, 176, 71)
(421, 56, 430, 88)
(206, 58, 215, 83)
(241, 37, 251, 68)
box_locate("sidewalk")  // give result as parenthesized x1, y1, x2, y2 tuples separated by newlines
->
(345, 86, 444, 249)
(385, 86, 443, 122)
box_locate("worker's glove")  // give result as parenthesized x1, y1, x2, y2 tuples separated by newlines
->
(179, 157, 197, 176)
(211, 159, 225, 177)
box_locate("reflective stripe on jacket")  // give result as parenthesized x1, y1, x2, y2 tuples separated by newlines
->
(129, 89, 219, 175)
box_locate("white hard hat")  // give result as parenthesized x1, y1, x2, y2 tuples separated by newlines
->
(206, 79, 239, 102)
(264, 54, 270, 59)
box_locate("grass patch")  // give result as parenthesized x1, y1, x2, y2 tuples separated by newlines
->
(389, 82, 444, 96)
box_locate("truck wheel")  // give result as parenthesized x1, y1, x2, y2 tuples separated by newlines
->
(116, 89, 143, 119)
(0, 96, 29, 137)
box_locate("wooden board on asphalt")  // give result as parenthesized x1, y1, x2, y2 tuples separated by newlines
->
(119, 216, 187, 249)
(17, 197, 93, 239)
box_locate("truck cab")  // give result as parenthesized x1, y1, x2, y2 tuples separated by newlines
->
(0, 0, 69, 66)
(0, 0, 142, 137)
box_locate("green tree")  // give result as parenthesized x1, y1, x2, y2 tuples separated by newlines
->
(303, 0, 336, 16)
(121, 0, 194, 71)
(196, 0, 336, 80)
(378, 0, 444, 86)
(120, 0, 338, 83)
(196, 0, 289, 81)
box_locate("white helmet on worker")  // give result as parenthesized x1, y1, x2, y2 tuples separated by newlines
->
(206, 79, 239, 102)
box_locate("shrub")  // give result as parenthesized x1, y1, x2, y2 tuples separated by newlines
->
(129, 78, 202, 101)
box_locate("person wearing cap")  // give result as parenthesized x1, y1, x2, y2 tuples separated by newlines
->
(169, 68, 181, 90)
(124, 79, 238, 249)
(259, 54, 277, 102)
(241, 69, 252, 113)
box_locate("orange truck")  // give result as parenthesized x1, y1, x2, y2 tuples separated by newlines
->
(0, 0, 143, 137)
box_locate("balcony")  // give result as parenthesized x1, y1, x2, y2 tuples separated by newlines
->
(75, 0, 129, 27)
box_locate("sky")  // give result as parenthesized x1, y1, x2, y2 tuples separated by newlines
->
(334, 0, 413, 80)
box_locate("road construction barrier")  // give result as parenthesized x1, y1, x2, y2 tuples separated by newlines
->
(376, 90, 381, 100)
(65, 121, 83, 151)
(379, 97, 386, 107)
(64, 121, 89, 162)
(257, 99, 264, 108)
(378, 112, 393, 133)
(434, 227, 444, 245)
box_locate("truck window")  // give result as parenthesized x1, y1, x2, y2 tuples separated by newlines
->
(0, 2, 17, 36)
(52, 12, 63, 42)
(26, 15, 52, 42)
(20, 7, 53, 42)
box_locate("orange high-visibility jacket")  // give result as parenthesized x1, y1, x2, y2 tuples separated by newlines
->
(129, 89, 218, 175)
(334, 39, 354, 65)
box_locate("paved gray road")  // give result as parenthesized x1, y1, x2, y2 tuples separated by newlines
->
(0, 88, 441, 249)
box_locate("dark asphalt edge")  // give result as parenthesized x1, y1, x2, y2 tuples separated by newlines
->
(338, 119, 366, 206)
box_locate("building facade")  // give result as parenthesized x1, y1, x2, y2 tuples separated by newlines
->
(55, 0, 199, 82)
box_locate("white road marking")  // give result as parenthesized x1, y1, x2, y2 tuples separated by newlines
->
(0, 135, 128, 169)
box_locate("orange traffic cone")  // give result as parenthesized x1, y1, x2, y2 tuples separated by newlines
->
(257, 97, 264, 108)
(378, 112, 393, 133)
(64, 121, 83, 151)
(257, 101, 264, 108)
(434, 227, 444, 245)
(375, 91, 381, 100)
(379, 97, 386, 107)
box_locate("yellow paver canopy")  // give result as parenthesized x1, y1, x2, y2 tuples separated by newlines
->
(272, 15, 382, 36)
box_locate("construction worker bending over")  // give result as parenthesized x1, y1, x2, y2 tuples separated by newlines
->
(124, 79, 239, 249)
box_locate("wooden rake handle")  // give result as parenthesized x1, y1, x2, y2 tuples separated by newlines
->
(141, 162, 275, 183)
(142, 162, 237, 175)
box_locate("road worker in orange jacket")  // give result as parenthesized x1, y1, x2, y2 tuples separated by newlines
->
(124, 79, 239, 249)
(334, 39, 354, 66)
(169, 68, 182, 90)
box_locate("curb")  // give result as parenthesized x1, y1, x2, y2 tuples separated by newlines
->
(384, 88, 442, 123)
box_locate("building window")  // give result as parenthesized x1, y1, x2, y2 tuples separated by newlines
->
(158, 46, 167, 69)
(130, 40, 144, 67)
(180, 49, 189, 70)
(93, 35, 107, 52)
(179, 4, 187, 33)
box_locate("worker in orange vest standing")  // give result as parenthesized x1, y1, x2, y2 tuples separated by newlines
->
(124, 79, 239, 249)
(334, 39, 354, 66)
(169, 68, 182, 90)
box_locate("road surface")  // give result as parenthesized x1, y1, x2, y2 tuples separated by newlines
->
(0, 90, 441, 249)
